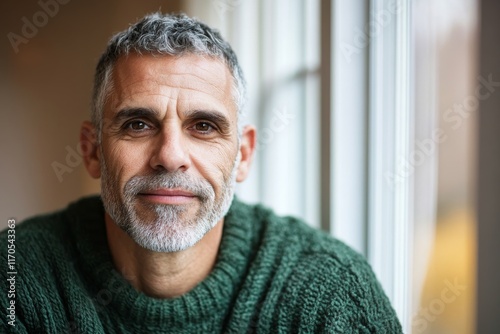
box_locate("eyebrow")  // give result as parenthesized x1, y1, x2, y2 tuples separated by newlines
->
(113, 107, 159, 123)
(185, 109, 232, 132)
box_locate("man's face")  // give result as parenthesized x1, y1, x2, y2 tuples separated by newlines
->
(96, 53, 241, 252)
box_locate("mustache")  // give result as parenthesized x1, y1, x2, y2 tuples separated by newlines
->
(123, 171, 215, 200)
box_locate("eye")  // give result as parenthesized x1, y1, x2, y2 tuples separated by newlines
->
(193, 122, 215, 133)
(125, 120, 151, 131)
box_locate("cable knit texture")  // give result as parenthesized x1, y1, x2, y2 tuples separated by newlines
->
(1, 196, 402, 333)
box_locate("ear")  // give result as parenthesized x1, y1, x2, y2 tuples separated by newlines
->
(236, 125, 256, 182)
(80, 121, 101, 179)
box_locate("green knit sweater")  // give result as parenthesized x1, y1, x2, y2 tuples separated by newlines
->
(1, 196, 402, 333)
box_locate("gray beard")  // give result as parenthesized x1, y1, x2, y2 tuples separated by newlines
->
(100, 152, 239, 253)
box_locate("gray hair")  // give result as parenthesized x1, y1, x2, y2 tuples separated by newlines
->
(91, 12, 246, 142)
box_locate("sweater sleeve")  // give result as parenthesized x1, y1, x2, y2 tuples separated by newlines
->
(278, 252, 403, 333)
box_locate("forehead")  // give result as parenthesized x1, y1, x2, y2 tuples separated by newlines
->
(107, 53, 236, 115)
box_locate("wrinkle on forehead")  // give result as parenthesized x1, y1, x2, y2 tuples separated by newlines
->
(117, 54, 231, 97)
(106, 53, 236, 118)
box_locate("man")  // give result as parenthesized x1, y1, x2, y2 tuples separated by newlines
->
(1, 13, 402, 333)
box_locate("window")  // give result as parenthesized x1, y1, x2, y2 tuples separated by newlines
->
(186, 1, 478, 332)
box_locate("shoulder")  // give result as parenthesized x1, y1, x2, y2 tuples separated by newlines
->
(0, 196, 104, 331)
(235, 200, 402, 332)
(0, 195, 104, 273)
(236, 198, 366, 266)
(1, 206, 68, 261)
(250, 202, 378, 286)
(0, 196, 103, 249)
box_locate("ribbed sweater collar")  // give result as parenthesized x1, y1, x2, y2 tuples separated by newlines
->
(65, 196, 257, 329)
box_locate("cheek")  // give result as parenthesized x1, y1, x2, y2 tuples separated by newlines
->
(103, 141, 149, 186)
(190, 142, 237, 189)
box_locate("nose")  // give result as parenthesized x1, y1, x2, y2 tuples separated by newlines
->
(149, 126, 191, 173)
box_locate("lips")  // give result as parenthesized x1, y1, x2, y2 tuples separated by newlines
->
(138, 188, 197, 204)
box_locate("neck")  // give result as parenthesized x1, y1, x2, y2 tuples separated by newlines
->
(104, 213, 223, 299)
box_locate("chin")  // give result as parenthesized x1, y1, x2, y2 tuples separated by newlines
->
(128, 221, 213, 253)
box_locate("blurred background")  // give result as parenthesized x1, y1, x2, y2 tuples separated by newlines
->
(1, 0, 499, 333)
